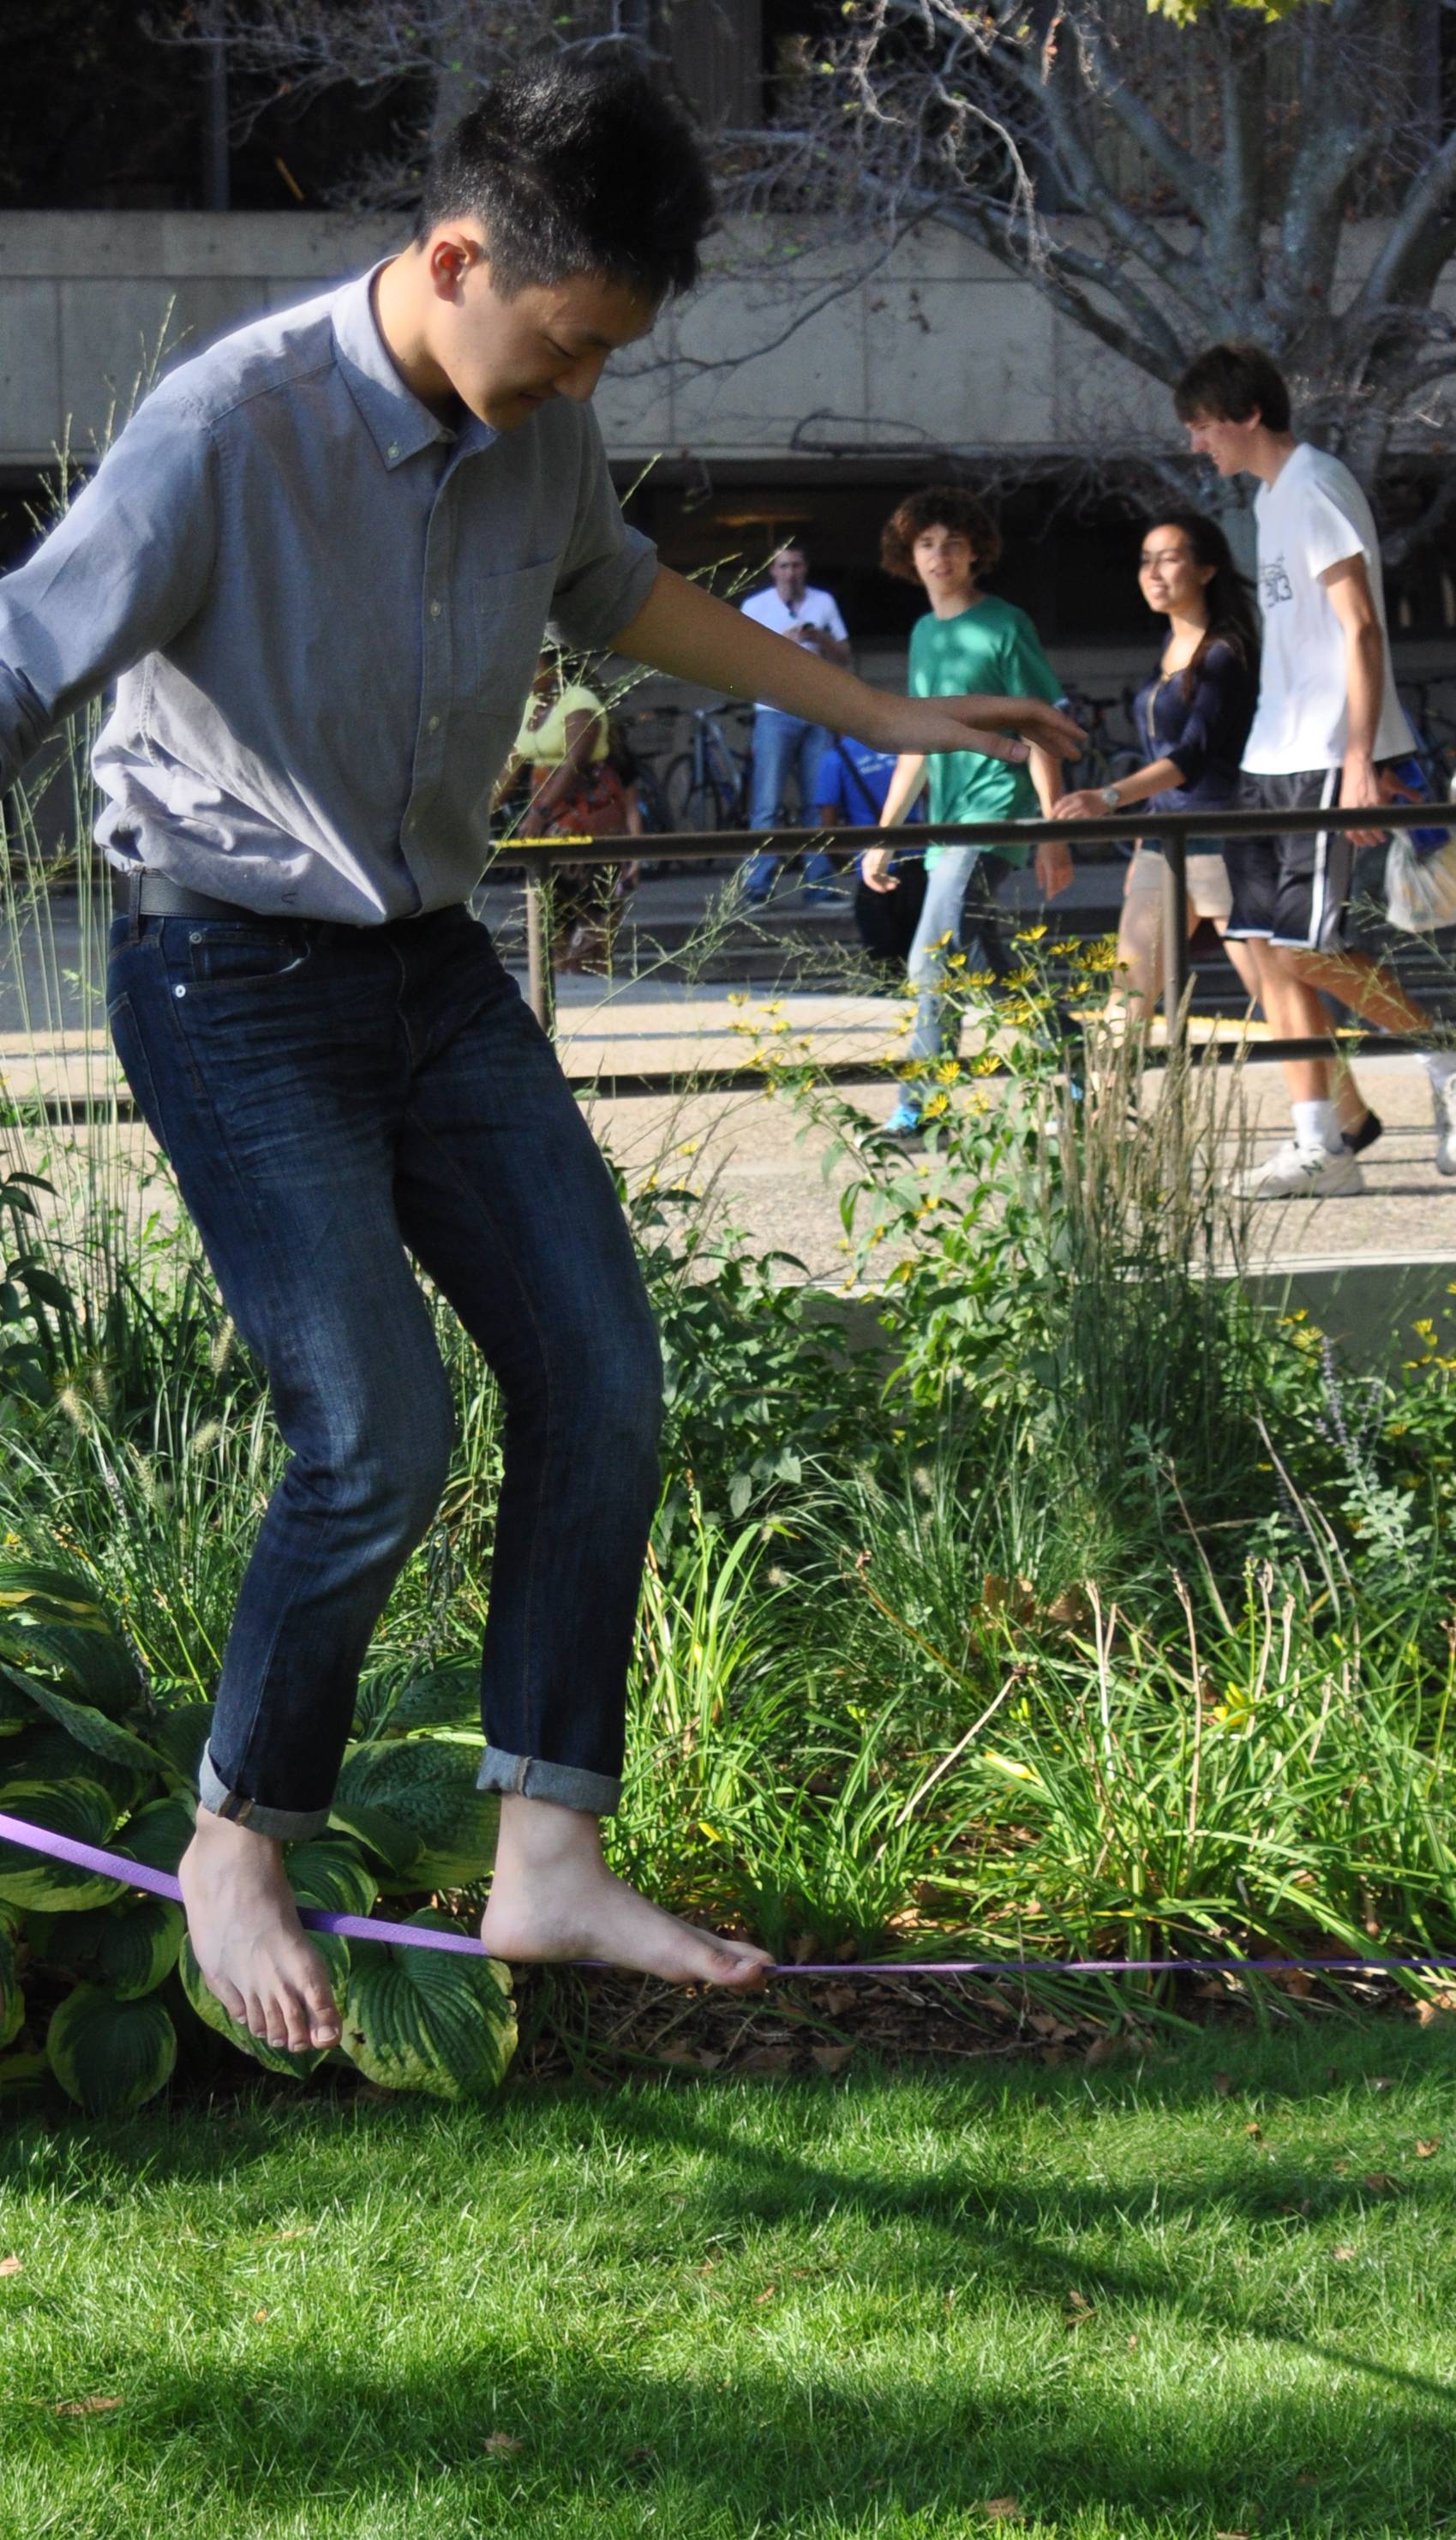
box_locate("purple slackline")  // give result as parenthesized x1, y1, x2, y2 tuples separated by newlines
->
(5, 1808, 1456, 1979)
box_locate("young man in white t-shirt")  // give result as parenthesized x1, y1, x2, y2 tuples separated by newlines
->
(1176, 342, 1456, 1197)
(739, 543, 850, 902)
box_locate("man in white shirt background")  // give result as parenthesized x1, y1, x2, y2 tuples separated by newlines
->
(1176, 341, 1456, 1198)
(738, 543, 851, 903)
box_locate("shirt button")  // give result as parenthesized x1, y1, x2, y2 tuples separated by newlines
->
(428, 713, 441, 734)
(174, 984, 187, 1000)
(430, 600, 442, 620)
(387, 441, 400, 459)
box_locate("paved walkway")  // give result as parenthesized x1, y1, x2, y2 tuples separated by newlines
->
(9, 970, 1454, 1286)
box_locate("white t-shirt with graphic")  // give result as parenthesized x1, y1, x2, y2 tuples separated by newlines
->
(740, 582, 848, 713)
(1243, 442, 1411, 775)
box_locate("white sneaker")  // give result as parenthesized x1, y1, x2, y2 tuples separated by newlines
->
(1431, 1072, 1456, 1176)
(1235, 1138, 1364, 1199)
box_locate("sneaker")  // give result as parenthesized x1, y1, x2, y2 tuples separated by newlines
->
(1344, 1107, 1384, 1157)
(1236, 1139, 1365, 1200)
(880, 1100, 926, 1139)
(1432, 1074, 1456, 1176)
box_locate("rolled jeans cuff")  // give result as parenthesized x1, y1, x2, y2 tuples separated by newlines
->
(197, 1743, 333, 1842)
(476, 1745, 622, 1817)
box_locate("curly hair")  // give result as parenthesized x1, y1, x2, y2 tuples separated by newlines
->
(880, 486, 1003, 584)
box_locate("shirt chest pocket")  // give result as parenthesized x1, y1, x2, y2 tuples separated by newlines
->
(464, 556, 561, 725)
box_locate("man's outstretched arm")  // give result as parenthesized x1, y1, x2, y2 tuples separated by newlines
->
(614, 568, 1086, 768)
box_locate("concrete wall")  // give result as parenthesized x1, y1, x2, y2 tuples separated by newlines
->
(0, 208, 1168, 473)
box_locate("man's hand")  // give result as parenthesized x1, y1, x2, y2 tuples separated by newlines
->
(1340, 748, 1387, 850)
(860, 846, 896, 894)
(1034, 838, 1074, 899)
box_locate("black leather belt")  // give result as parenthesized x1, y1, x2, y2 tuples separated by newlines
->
(122, 870, 281, 923)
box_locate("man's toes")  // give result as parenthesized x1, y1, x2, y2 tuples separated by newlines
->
(207, 1967, 249, 2026)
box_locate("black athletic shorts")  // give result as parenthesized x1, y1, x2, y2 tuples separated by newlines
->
(1224, 768, 1350, 953)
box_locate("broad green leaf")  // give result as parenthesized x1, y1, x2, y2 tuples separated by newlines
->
(0, 2047, 47, 2107)
(324, 1798, 423, 1885)
(3, 1719, 150, 1816)
(117, 1793, 194, 1876)
(150, 1703, 213, 1787)
(340, 1913, 515, 2100)
(1, 1666, 162, 1779)
(179, 1929, 350, 2080)
(0, 1672, 28, 1738)
(331, 1738, 499, 1893)
(46, 1984, 177, 2116)
(357, 1663, 480, 1739)
(0, 1559, 139, 1714)
(287, 1836, 378, 1922)
(27, 1900, 182, 2001)
(0, 1917, 21, 2050)
(0, 1780, 124, 1911)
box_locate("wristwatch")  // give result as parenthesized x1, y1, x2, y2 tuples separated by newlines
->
(1100, 784, 1123, 810)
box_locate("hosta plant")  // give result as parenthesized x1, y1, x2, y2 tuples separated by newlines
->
(0, 1557, 515, 2113)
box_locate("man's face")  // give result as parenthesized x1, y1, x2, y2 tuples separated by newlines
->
(770, 550, 808, 604)
(432, 233, 658, 431)
(1183, 408, 1261, 478)
(912, 523, 975, 596)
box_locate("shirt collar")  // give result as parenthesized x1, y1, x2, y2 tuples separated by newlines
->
(333, 262, 487, 471)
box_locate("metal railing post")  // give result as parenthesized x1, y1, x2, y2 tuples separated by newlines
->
(1162, 831, 1190, 1054)
(525, 858, 555, 1037)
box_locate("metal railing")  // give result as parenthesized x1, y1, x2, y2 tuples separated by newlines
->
(512, 800, 1455, 1082)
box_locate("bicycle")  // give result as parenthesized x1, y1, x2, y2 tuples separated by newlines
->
(663, 703, 753, 832)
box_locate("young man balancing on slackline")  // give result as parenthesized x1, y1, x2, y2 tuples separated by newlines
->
(0, 57, 1082, 2057)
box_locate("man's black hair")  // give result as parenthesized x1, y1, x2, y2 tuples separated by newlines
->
(1174, 342, 1292, 435)
(413, 52, 713, 303)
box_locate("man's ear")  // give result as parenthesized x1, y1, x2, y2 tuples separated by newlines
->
(424, 230, 482, 302)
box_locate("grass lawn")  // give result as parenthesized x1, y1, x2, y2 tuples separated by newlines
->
(3, 2022, 1455, 2538)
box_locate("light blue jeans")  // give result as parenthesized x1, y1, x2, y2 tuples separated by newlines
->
(743, 709, 835, 899)
(905, 846, 986, 1069)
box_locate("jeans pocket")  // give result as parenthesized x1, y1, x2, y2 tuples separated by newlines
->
(179, 922, 314, 990)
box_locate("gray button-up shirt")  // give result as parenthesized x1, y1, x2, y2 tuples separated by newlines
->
(0, 266, 660, 923)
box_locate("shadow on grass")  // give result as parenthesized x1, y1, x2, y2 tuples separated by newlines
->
(8, 2027, 1456, 2533)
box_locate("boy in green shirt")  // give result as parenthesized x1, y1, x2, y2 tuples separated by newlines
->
(863, 489, 1072, 1132)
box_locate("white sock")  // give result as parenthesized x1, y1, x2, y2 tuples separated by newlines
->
(1291, 1099, 1340, 1154)
(1423, 1051, 1456, 1089)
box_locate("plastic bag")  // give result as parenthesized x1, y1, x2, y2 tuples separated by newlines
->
(1386, 831, 1456, 933)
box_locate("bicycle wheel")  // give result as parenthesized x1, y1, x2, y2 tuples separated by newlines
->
(665, 754, 734, 832)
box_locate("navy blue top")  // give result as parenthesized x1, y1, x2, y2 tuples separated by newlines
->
(1132, 637, 1259, 820)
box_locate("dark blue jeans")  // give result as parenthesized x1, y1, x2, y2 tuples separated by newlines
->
(107, 900, 662, 1838)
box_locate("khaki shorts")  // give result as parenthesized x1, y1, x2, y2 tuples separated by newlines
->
(1124, 845, 1231, 923)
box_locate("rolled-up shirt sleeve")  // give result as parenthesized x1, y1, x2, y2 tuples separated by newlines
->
(0, 385, 217, 791)
(546, 411, 659, 652)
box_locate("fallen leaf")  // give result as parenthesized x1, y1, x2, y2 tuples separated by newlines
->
(253, 2309, 269, 2325)
(1215, 2529, 1251, 2538)
(1333, 2244, 1357, 2261)
(1064, 2289, 1096, 2327)
(810, 2044, 854, 2075)
(977, 2502, 1021, 2525)
(1127, 2333, 1138, 2350)
(1363, 2171, 1398, 2196)
(51, 2396, 121, 2417)
(695, 2259, 717, 2276)
(482, 2431, 524, 2457)
(1244, 2122, 1263, 2142)
(1415, 2138, 1441, 2159)
(0, 2256, 21, 2278)
(1332, 2159, 1351, 2175)
(1368, 2075, 1397, 2093)
(738, 2045, 795, 2075)
(815, 1985, 858, 2017)
(754, 2284, 777, 2306)
(1213, 2070, 1233, 2097)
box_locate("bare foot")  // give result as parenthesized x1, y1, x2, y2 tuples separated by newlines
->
(178, 1805, 342, 2054)
(479, 1794, 773, 1991)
